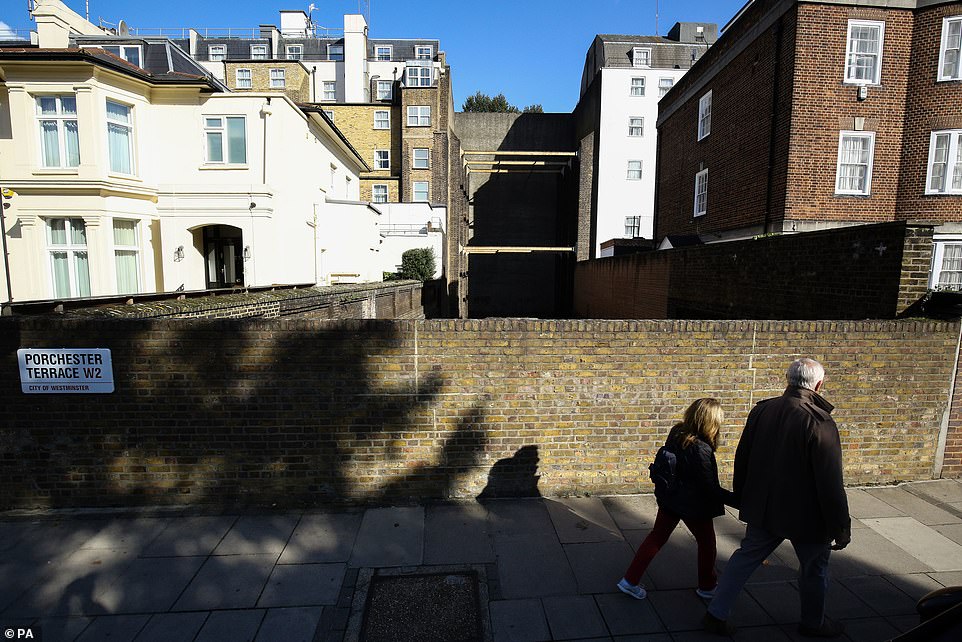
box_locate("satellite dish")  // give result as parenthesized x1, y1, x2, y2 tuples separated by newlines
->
(118, 20, 129, 37)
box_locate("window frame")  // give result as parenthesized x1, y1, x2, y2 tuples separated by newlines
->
(91, 44, 142, 67)
(236, 68, 252, 89)
(412, 181, 430, 202)
(105, 99, 135, 176)
(628, 117, 644, 137)
(834, 130, 876, 196)
(405, 65, 432, 87)
(327, 44, 344, 61)
(625, 216, 642, 238)
(374, 110, 390, 130)
(415, 45, 433, 60)
(376, 80, 393, 101)
(35, 94, 80, 169)
(250, 44, 268, 60)
(112, 218, 141, 295)
(208, 44, 227, 62)
(694, 169, 709, 217)
(632, 47, 652, 68)
(658, 77, 674, 98)
(630, 77, 645, 97)
(286, 44, 304, 61)
(931, 236, 962, 290)
(375, 45, 393, 61)
(204, 115, 248, 165)
(938, 16, 962, 82)
(407, 105, 431, 127)
(626, 160, 643, 181)
(412, 147, 430, 169)
(372, 183, 389, 204)
(374, 149, 390, 170)
(46, 217, 90, 298)
(926, 130, 962, 195)
(697, 90, 712, 141)
(323, 81, 336, 101)
(270, 68, 286, 89)
(844, 19, 885, 86)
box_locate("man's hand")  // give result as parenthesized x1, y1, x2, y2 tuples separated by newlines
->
(831, 528, 851, 551)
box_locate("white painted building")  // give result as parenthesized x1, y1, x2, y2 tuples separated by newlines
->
(578, 24, 716, 258)
(375, 202, 445, 279)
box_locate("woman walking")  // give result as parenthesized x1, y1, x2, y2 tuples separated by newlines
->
(617, 398, 736, 600)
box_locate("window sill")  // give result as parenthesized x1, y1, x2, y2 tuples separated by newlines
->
(936, 78, 962, 84)
(924, 191, 962, 197)
(33, 168, 79, 176)
(693, 212, 707, 218)
(842, 80, 880, 87)
(198, 164, 250, 171)
(107, 173, 142, 182)
(833, 192, 872, 198)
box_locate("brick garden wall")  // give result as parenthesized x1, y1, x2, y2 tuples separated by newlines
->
(1, 317, 958, 509)
(574, 221, 934, 320)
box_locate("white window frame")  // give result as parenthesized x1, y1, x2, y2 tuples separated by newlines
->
(405, 66, 432, 87)
(372, 184, 389, 204)
(250, 44, 268, 60)
(106, 99, 135, 176)
(931, 237, 962, 290)
(36, 94, 80, 169)
(697, 90, 712, 141)
(413, 148, 430, 169)
(323, 81, 336, 101)
(87, 44, 142, 67)
(938, 16, 962, 82)
(628, 117, 644, 137)
(407, 105, 431, 127)
(412, 181, 429, 202)
(286, 44, 303, 61)
(204, 115, 247, 165)
(375, 45, 392, 61)
(625, 216, 642, 237)
(374, 149, 390, 170)
(208, 45, 226, 61)
(926, 130, 962, 195)
(694, 169, 709, 217)
(415, 45, 433, 60)
(844, 20, 884, 85)
(270, 68, 286, 89)
(658, 77, 674, 98)
(626, 160, 643, 180)
(112, 218, 140, 295)
(376, 80, 393, 100)
(46, 217, 90, 298)
(630, 77, 645, 97)
(236, 68, 252, 89)
(834, 131, 876, 195)
(374, 110, 390, 129)
(327, 44, 344, 61)
(632, 47, 652, 68)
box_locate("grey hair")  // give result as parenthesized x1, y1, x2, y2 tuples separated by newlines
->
(786, 358, 825, 391)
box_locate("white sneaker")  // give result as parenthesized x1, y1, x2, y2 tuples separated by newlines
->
(696, 586, 717, 599)
(617, 578, 647, 600)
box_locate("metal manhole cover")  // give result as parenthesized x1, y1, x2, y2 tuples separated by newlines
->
(359, 571, 482, 642)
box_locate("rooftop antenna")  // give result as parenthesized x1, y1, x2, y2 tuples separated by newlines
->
(307, 3, 316, 36)
(655, 0, 659, 36)
(86, 0, 90, 21)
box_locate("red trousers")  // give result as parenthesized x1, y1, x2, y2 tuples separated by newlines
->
(623, 507, 718, 590)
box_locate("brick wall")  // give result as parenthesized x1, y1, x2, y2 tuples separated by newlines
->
(225, 62, 311, 103)
(1, 318, 957, 509)
(574, 222, 934, 320)
(327, 104, 400, 202)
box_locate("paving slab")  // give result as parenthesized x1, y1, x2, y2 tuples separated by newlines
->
(564, 541, 635, 594)
(489, 598, 550, 642)
(652, 588, 771, 630)
(78, 517, 169, 552)
(883, 572, 945, 601)
(839, 575, 918, 616)
(862, 517, 962, 571)
(495, 535, 578, 598)
(542, 594, 609, 639)
(603, 495, 659, 532)
(194, 609, 265, 642)
(846, 489, 905, 519)
(905, 480, 962, 505)
(92, 555, 205, 613)
(33, 616, 92, 642)
(140, 516, 236, 557)
(823, 579, 877, 620)
(254, 606, 323, 642)
(74, 614, 149, 641)
(744, 581, 801, 624)
(423, 503, 495, 565)
(830, 527, 933, 577)
(0, 521, 108, 566)
(545, 497, 624, 544)
(173, 554, 277, 610)
(278, 512, 362, 564)
(933, 523, 962, 546)
(214, 515, 300, 556)
(864, 487, 960, 526)
(887, 614, 922, 634)
(135, 612, 209, 642)
(837, 615, 902, 642)
(594, 593, 665, 636)
(348, 507, 423, 568)
(485, 499, 557, 541)
(257, 563, 346, 607)
(926, 569, 962, 586)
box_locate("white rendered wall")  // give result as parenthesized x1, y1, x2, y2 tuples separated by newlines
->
(375, 202, 445, 279)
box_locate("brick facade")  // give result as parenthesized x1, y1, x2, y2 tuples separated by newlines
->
(326, 103, 402, 202)
(574, 222, 934, 320)
(1, 318, 957, 509)
(224, 61, 311, 103)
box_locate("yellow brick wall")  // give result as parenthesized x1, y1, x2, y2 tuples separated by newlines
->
(225, 62, 311, 103)
(327, 104, 402, 194)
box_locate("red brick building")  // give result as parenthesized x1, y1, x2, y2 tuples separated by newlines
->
(655, 0, 962, 289)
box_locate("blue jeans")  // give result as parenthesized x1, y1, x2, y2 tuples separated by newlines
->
(707, 523, 831, 628)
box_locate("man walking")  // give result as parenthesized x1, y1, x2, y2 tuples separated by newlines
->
(703, 358, 850, 638)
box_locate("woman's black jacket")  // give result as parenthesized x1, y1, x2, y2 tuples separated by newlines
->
(655, 426, 737, 520)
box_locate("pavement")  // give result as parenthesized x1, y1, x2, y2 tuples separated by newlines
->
(4, 480, 962, 642)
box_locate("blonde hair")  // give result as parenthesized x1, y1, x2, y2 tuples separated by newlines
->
(677, 398, 724, 451)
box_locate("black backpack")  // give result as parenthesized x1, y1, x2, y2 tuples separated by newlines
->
(649, 444, 679, 495)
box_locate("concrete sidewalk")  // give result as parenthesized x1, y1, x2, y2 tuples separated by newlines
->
(3, 480, 962, 642)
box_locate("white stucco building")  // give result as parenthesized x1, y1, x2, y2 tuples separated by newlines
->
(577, 23, 717, 258)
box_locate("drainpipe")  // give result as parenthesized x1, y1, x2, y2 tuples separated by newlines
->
(0, 187, 13, 312)
(312, 66, 317, 102)
(763, 19, 784, 235)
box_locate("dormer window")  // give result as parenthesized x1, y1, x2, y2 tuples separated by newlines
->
(632, 47, 651, 68)
(208, 45, 226, 62)
(375, 45, 392, 61)
(286, 44, 303, 60)
(328, 44, 344, 61)
(90, 44, 142, 67)
(415, 45, 433, 61)
(250, 44, 268, 60)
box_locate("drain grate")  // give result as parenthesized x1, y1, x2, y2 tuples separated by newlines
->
(359, 571, 483, 642)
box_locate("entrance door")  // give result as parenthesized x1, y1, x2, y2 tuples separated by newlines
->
(203, 226, 244, 289)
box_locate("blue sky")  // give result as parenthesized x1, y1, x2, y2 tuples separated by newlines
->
(3, 0, 747, 112)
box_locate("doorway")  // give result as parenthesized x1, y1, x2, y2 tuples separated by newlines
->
(203, 225, 244, 289)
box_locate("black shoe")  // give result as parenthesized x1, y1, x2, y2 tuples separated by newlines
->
(701, 612, 737, 636)
(798, 617, 845, 638)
